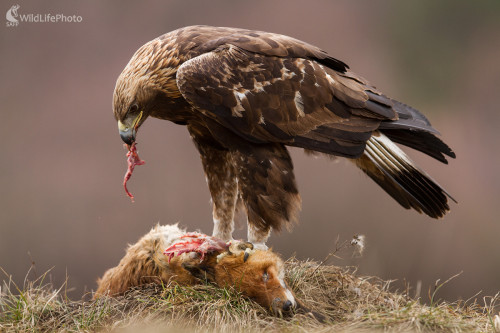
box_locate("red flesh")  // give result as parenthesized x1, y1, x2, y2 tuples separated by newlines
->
(164, 233, 229, 263)
(123, 142, 145, 202)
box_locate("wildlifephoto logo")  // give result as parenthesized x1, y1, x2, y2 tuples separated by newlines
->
(5, 4, 19, 26)
(5, 4, 83, 27)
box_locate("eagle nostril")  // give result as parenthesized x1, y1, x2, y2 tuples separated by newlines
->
(283, 300, 293, 312)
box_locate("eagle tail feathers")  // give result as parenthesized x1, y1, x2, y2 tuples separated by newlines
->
(382, 129, 455, 164)
(379, 99, 441, 133)
(354, 132, 455, 219)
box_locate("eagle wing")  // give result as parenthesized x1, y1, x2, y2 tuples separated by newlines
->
(176, 43, 399, 158)
(173, 27, 455, 220)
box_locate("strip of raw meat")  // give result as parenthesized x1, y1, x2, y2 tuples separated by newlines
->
(123, 142, 145, 202)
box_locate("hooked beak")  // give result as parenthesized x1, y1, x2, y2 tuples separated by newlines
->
(118, 111, 143, 145)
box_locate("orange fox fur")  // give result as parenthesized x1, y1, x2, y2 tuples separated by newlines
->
(95, 224, 296, 312)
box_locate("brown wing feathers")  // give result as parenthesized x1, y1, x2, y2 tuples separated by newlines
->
(177, 48, 383, 158)
(173, 26, 455, 220)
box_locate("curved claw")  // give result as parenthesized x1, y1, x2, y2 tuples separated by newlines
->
(243, 248, 252, 262)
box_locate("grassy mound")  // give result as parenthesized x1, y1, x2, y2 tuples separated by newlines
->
(1, 258, 499, 332)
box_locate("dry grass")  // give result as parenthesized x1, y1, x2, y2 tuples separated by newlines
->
(1, 259, 499, 333)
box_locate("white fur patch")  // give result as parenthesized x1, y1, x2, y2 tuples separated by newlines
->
(279, 277, 296, 306)
(284, 288, 296, 306)
(152, 224, 186, 248)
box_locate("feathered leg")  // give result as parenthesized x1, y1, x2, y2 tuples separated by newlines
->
(233, 143, 301, 248)
(192, 118, 301, 247)
(188, 124, 238, 241)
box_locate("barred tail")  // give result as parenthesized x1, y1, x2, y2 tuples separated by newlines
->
(355, 131, 456, 218)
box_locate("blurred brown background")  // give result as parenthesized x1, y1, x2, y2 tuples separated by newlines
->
(1, 1, 499, 302)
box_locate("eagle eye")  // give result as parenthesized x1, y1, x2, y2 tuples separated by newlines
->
(128, 103, 139, 114)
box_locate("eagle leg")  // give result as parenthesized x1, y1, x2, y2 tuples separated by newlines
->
(233, 143, 301, 246)
(188, 125, 239, 241)
(247, 223, 271, 250)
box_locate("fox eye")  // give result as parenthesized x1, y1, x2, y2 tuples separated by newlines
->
(262, 271, 269, 283)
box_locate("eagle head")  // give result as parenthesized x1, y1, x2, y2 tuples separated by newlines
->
(113, 73, 156, 145)
(113, 38, 183, 145)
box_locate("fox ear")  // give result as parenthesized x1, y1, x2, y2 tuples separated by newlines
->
(182, 262, 216, 283)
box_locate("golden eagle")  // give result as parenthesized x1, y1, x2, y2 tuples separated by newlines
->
(113, 26, 455, 249)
